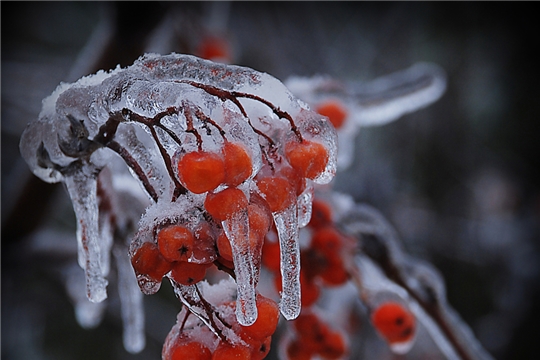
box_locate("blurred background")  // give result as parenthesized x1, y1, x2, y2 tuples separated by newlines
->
(2, 2, 539, 359)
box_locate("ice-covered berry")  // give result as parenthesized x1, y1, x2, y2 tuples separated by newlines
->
(131, 241, 172, 281)
(177, 151, 225, 194)
(204, 188, 249, 221)
(222, 141, 253, 186)
(316, 100, 348, 129)
(157, 225, 195, 262)
(285, 139, 329, 180)
(164, 336, 212, 360)
(170, 261, 211, 285)
(239, 295, 280, 341)
(255, 175, 296, 213)
(371, 302, 416, 344)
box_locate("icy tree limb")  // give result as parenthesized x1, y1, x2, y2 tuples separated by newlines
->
(339, 203, 493, 360)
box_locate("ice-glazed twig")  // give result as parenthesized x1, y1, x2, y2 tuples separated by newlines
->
(339, 203, 493, 360)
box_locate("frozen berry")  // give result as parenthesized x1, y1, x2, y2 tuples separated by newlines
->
(170, 261, 210, 285)
(131, 242, 172, 281)
(255, 175, 296, 213)
(371, 302, 416, 344)
(212, 342, 251, 360)
(177, 151, 225, 194)
(285, 139, 329, 180)
(157, 225, 195, 262)
(223, 141, 253, 186)
(316, 100, 348, 129)
(239, 295, 280, 341)
(204, 188, 248, 221)
(166, 340, 212, 360)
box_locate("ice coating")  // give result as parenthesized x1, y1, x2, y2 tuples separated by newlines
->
(19, 53, 337, 334)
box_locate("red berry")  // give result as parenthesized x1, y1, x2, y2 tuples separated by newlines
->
(239, 295, 280, 341)
(262, 238, 281, 273)
(316, 100, 348, 129)
(131, 242, 172, 281)
(223, 142, 253, 186)
(371, 302, 416, 344)
(300, 272, 320, 307)
(191, 221, 218, 264)
(286, 339, 312, 360)
(309, 199, 333, 229)
(251, 336, 272, 360)
(318, 254, 349, 286)
(255, 175, 296, 213)
(278, 165, 306, 196)
(319, 330, 347, 359)
(248, 203, 273, 240)
(157, 225, 195, 262)
(165, 337, 212, 360)
(170, 261, 210, 285)
(217, 231, 233, 262)
(204, 188, 249, 221)
(311, 227, 343, 254)
(177, 151, 225, 194)
(212, 342, 251, 360)
(285, 139, 329, 180)
(197, 35, 231, 63)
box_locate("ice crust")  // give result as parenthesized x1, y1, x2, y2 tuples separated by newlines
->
(19, 53, 337, 336)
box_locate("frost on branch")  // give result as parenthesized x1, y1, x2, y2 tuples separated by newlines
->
(19, 53, 337, 330)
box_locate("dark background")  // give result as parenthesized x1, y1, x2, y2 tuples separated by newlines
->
(2, 2, 539, 359)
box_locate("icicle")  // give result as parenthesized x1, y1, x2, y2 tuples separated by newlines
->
(114, 245, 145, 354)
(64, 264, 106, 329)
(222, 210, 258, 326)
(64, 168, 108, 303)
(273, 203, 301, 320)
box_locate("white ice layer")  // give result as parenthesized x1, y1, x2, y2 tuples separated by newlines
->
(222, 210, 258, 326)
(274, 203, 301, 320)
(64, 169, 108, 303)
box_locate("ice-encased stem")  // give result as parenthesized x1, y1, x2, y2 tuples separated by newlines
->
(223, 210, 258, 326)
(114, 245, 145, 353)
(274, 203, 301, 320)
(64, 169, 108, 303)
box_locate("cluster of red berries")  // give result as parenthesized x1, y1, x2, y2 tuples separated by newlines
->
(286, 311, 347, 360)
(162, 294, 279, 360)
(130, 221, 217, 289)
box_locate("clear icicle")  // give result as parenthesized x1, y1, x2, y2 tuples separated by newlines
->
(273, 203, 301, 320)
(64, 263, 106, 329)
(64, 169, 108, 303)
(222, 210, 258, 326)
(114, 245, 145, 354)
